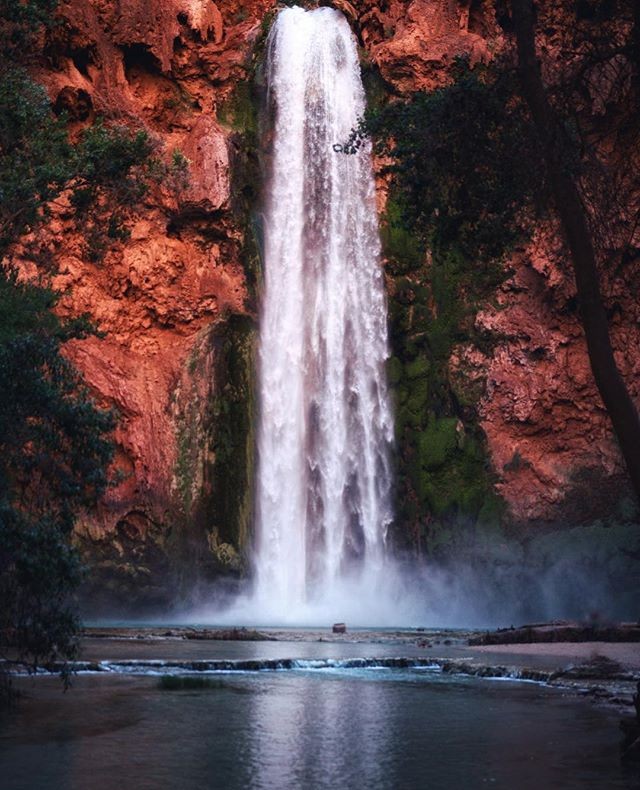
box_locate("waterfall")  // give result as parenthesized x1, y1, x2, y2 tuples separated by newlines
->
(248, 5, 394, 625)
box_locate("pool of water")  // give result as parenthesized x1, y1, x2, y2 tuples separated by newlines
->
(1, 640, 637, 790)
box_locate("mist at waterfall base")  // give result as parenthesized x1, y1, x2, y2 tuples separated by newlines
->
(183, 519, 640, 629)
(180, 7, 640, 631)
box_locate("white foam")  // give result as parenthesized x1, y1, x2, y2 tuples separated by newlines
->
(248, 6, 395, 624)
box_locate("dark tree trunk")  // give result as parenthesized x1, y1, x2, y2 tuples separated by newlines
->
(633, 0, 640, 98)
(510, 0, 640, 502)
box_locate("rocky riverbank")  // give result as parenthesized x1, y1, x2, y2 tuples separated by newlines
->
(469, 621, 640, 646)
(78, 623, 640, 715)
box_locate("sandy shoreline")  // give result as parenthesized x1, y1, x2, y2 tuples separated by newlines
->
(471, 642, 640, 671)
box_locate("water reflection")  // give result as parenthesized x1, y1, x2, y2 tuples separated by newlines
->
(249, 674, 390, 789)
(0, 671, 634, 790)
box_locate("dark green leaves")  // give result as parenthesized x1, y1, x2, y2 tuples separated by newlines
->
(365, 60, 544, 261)
(0, 0, 57, 57)
(0, 70, 71, 256)
(0, 273, 114, 677)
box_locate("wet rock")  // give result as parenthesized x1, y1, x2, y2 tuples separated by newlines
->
(470, 622, 640, 646)
(184, 628, 274, 642)
(332, 623, 347, 634)
(83, 626, 276, 641)
(552, 655, 634, 682)
(621, 682, 640, 761)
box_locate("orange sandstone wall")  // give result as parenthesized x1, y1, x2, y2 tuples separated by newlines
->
(28, 0, 274, 603)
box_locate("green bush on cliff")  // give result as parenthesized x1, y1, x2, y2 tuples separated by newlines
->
(0, 0, 57, 55)
(0, 67, 174, 263)
(344, 58, 542, 259)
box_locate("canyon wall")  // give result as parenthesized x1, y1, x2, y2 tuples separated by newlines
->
(24, 0, 639, 603)
(360, 0, 640, 533)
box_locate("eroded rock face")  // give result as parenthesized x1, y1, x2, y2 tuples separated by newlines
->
(361, 0, 496, 91)
(22, 0, 639, 602)
(459, 228, 640, 523)
(24, 0, 273, 604)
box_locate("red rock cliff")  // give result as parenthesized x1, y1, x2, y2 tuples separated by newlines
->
(25, 0, 274, 604)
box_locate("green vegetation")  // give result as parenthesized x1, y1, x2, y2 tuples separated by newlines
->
(345, 59, 541, 259)
(0, 273, 113, 683)
(0, 67, 187, 263)
(346, 61, 542, 552)
(0, 0, 57, 57)
(158, 675, 226, 691)
(0, 0, 173, 693)
(217, 81, 259, 137)
(385, 241, 507, 553)
(172, 315, 255, 578)
(208, 315, 255, 558)
(218, 78, 263, 297)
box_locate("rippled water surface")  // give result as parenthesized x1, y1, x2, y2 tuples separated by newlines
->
(1, 640, 637, 790)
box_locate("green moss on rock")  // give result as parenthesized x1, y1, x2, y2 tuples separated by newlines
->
(417, 417, 458, 470)
(405, 355, 430, 380)
(170, 313, 256, 582)
(383, 199, 424, 274)
(387, 355, 403, 385)
(218, 81, 259, 136)
(382, 197, 506, 554)
(207, 313, 256, 556)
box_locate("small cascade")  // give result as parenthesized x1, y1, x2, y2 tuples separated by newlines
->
(248, 5, 394, 624)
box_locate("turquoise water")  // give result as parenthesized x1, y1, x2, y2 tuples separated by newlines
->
(0, 640, 636, 790)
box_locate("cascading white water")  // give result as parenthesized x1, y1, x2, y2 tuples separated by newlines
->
(249, 5, 395, 624)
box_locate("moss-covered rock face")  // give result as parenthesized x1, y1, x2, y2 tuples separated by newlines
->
(172, 313, 256, 581)
(207, 314, 256, 564)
(218, 72, 266, 304)
(165, 73, 265, 589)
(383, 199, 505, 556)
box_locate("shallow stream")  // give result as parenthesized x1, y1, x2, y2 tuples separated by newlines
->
(1, 637, 637, 790)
